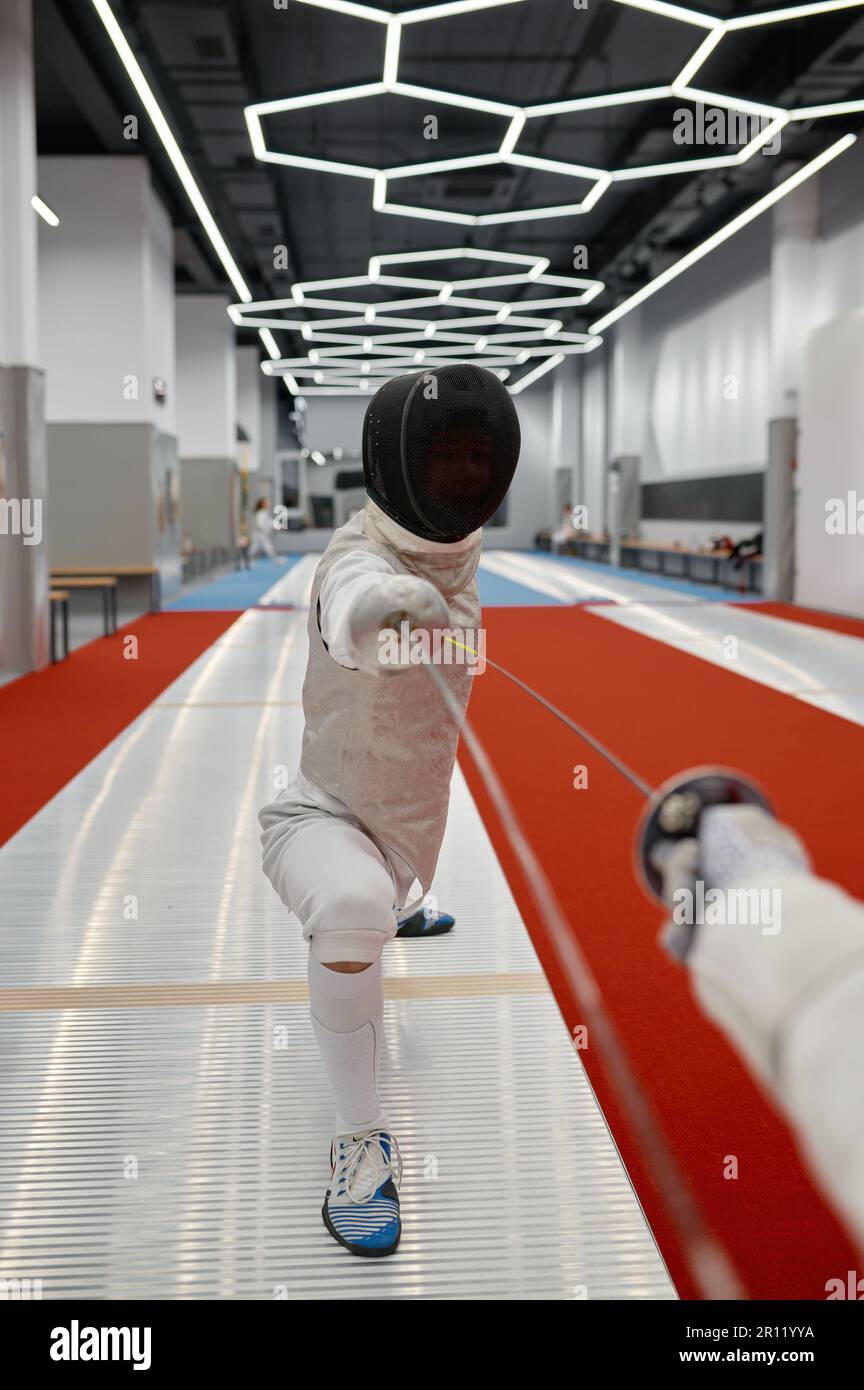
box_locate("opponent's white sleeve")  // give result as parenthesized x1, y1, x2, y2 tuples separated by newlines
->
(688, 867, 864, 1245)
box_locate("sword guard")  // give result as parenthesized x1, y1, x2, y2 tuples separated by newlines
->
(635, 765, 773, 907)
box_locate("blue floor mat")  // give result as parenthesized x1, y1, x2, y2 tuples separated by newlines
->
(167, 557, 300, 611)
(477, 568, 564, 607)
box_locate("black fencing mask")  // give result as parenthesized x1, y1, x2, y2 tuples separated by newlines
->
(362, 363, 521, 543)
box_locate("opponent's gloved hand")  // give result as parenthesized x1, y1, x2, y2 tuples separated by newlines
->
(651, 805, 810, 961)
(345, 574, 450, 675)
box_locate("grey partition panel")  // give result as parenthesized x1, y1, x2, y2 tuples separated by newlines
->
(179, 456, 238, 552)
(46, 422, 155, 568)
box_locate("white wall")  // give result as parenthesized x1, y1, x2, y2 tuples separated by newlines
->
(37, 157, 175, 433)
(564, 148, 864, 612)
(304, 394, 367, 454)
(175, 294, 235, 458)
(610, 219, 773, 484)
(796, 308, 864, 616)
(813, 136, 864, 328)
(502, 387, 554, 547)
(304, 384, 558, 548)
(144, 178, 176, 437)
(644, 275, 771, 478)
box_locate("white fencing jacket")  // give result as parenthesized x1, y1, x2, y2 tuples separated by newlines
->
(296, 501, 482, 901)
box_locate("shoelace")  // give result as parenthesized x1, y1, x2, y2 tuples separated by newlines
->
(337, 1130, 403, 1205)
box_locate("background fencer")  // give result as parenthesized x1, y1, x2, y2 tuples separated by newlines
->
(259, 364, 520, 1257)
(249, 497, 284, 564)
(654, 805, 864, 1251)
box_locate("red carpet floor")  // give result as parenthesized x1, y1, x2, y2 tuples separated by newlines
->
(0, 613, 238, 847)
(744, 601, 864, 640)
(459, 605, 864, 1300)
(3, 600, 859, 1298)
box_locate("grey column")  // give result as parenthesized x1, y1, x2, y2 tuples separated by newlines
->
(0, 0, 48, 673)
(763, 417, 796, 601)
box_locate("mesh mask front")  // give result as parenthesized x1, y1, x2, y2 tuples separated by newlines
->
(362, 364, 521, 543)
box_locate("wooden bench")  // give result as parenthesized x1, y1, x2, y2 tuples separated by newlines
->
(567, 534, 612, 564)
(50, 565, 161, 613)
(49, 591, 70, 662)
(619, 541, 762, 591)
(50, 576, 118, 636)
(564, 537, 762, 592)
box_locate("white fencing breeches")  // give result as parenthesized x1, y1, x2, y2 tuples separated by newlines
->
(258, 779, 411, 964)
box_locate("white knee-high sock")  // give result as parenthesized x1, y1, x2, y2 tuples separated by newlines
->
(308, 953, 387, 1135)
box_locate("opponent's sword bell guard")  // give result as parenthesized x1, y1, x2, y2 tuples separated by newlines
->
(635, 765, 774, 908)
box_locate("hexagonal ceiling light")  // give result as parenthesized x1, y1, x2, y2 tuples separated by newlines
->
(231, 246, 604, 395)
(244, 0, 864, 225)
(241, 0, 864, 386)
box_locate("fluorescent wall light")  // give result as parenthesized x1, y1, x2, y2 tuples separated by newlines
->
(31, 195, 59, 226)
(725, 0, 864, 29)
(509, 354, 566, 393)
(590, 135, 856, 335)
(91, 0, 252, 303)
(90, 1, 296, 390)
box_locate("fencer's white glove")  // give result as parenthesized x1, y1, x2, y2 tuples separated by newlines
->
(345, 574, 450, 676)
(651, 805, 810, 962)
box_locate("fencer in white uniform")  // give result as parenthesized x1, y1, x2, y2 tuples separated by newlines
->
(249, 498, 283, 563)
(259, 365, 520, 1257)
(655, 804, 864, 1250)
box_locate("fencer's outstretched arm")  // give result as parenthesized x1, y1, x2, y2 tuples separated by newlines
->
(657, 807, 864, 1248)
(319, 546, 448, 673)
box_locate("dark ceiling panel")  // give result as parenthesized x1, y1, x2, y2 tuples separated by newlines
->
(34, 0, 864, 374)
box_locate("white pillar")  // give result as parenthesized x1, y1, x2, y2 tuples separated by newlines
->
(763, 175, 819, 600)
(37, 156, 180, 600)
(609, 307, 648, 460)
(769, 175, 819, 417)
(177, 296, 235, 458)
(176, 296, 238, 554)
(0, 0, 48, 673)
(236, 345, 262, 474)
(0, 0, 39, 370)
(550, 356, 580, 521)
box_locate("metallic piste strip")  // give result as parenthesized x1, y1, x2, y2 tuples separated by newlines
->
(0, 608, 675, 1299)
(0, 1000, 675, 1301)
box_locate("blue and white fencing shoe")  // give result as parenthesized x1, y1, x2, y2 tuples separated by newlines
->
(322, 1129, 402, 1257)
(395, 903, 455, 938)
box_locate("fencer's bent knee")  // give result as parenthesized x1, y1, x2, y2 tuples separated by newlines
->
(258, 798, 398, 965)
(306, 881, 395, 967)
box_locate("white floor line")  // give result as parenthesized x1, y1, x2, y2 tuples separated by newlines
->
(477, 551, 864, 725)
(481, 550, 707, 605)
(258, 553, 322, 607)
(588, 599, 864, 728)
